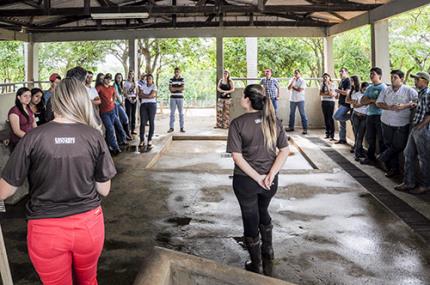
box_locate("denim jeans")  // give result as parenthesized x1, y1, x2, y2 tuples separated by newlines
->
(321, 101, 335, 138)
(271, 97, 278, 114)
(380, 123, 410, 171)
(365, 115, 384, 160)
(169, 98, 184, 129)
(333, 105, 350, 141)
(125, 100, 137, 132)
(140, 103, 157, 142)
(403, 125, 430, 187)
(289, 101, 308, 129)
(351, 112, 367, 158)
(100, 109, 126, 151)
(233, 175, 278, 238)
(115, 103, 130, 135)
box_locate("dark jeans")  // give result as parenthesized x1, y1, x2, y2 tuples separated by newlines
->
(403, 126, 430, 187)
(139, 103, 157, 142)
(365, 115, 385, 160)
(380, 123, 410, 171)
(321, 101, 335, 138)
(289, 101, 308, 129)
(233, 174, 278, 238)
(100, 109, 126, 151)
(351, 112, 367, 158)
(125, 100, 137, 132)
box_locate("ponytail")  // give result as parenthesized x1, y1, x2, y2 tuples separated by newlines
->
(243, 84, 277, 151)
(261, 96, 277, 151)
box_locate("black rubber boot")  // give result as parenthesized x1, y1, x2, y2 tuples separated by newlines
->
(259, 223, 274, 260)
(244, 236, 261, 273)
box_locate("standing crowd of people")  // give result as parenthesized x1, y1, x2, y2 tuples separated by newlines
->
(318, 67, 429, 195)
(1, 63, 429, 283)
(6, 66, 188, 155)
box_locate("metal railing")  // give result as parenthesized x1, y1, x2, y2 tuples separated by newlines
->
(0, 81, 51, 94)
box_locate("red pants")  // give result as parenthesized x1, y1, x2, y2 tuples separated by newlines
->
(27, 207, 105, 285)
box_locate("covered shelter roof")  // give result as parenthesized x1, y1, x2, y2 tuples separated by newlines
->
(0, 0, 388, 33)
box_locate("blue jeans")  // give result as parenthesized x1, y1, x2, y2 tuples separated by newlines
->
(403, 126, 430, 187)
(100, 109, 126, 151)
(140, 103, 157, 142)
(271, 97, 278, 113)
(169, 98, 184, 129)
(115, 103, 130, 136)
(333, 105, 351, 141)
(289, 101, 308, 129)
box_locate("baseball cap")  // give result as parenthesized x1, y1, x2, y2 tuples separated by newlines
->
(49, 73, 61, 82)
(411, 72, 430, 82)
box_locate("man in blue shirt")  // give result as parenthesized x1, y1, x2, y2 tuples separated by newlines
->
(359, 67, 387, 165)
(260, 69, 279, 113)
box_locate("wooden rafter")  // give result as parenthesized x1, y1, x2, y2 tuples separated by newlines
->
(0, 3, 382, 17)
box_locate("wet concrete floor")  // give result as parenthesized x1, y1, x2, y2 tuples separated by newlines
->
(2, 110, 430, 285)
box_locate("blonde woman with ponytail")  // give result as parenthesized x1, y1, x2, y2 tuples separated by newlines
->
(0, 77, 116, 285)
(227, 84, 289, 275)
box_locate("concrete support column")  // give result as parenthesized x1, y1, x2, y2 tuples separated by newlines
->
(246, 37, 258, 83)
(371, 19, 390, 83)
(323, 36, 335, 77)
(24, 42, 39, 85)
(128, 38, 138, 82)
(216, 36, 224, 84)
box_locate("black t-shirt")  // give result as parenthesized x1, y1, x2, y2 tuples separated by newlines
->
(1, 121, 117, 219)
(227, 112, 288, 176)
(338, 78, 351, 107)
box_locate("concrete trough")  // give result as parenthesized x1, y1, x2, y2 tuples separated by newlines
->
(133, 247, 296, 285)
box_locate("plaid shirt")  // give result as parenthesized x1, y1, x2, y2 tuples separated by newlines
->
(260, 77, 279, 99)
(413, 87, 430, 125)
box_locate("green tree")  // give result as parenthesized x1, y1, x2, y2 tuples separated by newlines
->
(389, 5, 430, 83)
(0, 41, 24, 83)
(333, 26, 371, 82)
(38, 41, 112, 80)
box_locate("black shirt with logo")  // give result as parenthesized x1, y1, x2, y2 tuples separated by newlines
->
(1, 121, 117, 219)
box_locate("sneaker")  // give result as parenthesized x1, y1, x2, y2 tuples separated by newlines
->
(335, 140, 347, 144)
(410, 186, 430, 195)
(385, 169, 400, 178)
(180, 128, 186, 133)
(167, 128, 174, 133)
(285, 128, 294, 132)
(302, 129, 308, 135)
(394, 183, 415, 192)
(325, 134, 330, 139)
(359, 158, 374, 165)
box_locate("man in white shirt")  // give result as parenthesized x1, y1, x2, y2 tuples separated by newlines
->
(376, 69, 418, 177)
(286, 69, 308, 134)
(85, 71, 101, 105)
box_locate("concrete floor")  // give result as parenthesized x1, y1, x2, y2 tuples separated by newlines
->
(2, 109, 430, 285)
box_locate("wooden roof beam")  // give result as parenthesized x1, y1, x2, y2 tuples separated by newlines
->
(0, 3, 382, 17)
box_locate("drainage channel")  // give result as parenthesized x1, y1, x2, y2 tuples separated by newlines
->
(307, 137, 430, 242)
